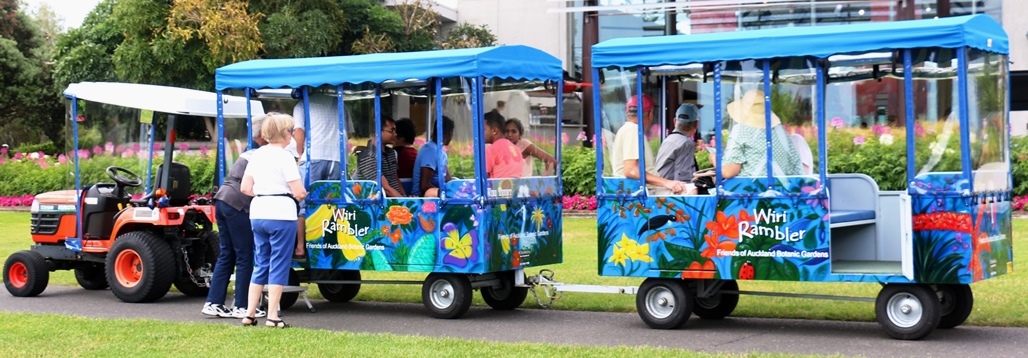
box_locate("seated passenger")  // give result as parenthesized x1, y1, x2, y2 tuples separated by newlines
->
(393, 117, 418, 181)
(656, 104, 700, 183)
(412, 116, 455, 197)
(355, 116, 405, 197)
(484, 111, 524, 179)
(611, 94, 688, 195)
(504, 118, 556, 176)
(718, 89, 803, 179)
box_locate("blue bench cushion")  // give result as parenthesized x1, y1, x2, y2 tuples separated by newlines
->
(830, 210, 876, 224)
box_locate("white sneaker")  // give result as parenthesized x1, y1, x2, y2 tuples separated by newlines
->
(201, 302, 232, 317)
(228, 307, 266, 318)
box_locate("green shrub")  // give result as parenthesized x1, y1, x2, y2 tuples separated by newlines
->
(561, 146, 596, 196)
(13, 142, 59, 156)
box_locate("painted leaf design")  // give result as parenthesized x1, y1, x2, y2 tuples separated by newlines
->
(407, 234, 437, 266)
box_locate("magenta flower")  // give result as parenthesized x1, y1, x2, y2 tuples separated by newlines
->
(131, 143, 141, 152)
(92, 145, 103, 155)
(78, 149, 91, 159)
(414, 137, 427, 148)
(576, 131, 587, 142)
(178, 143, 189, 152)
(853, 136, 866, 146)
(914, 122, 926, 137)
(0, 146, 7, 155)
(14, 152, 24, 160)
(423, 201, 437, 214)
(57, 154, 67, 164)
(830, 117, 844, 128)
(199, 145, 209, 157)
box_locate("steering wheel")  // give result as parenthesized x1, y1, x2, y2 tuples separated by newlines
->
(106, 166, 143, 187)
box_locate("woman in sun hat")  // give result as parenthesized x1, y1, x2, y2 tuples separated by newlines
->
(718, 89, 803, 179)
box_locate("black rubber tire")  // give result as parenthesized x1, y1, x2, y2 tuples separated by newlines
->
(74, 264, 109, 290)
(318, 270, 361, 303)
(174, 232, 219, 297)
(422, 273, 473, 319)
(691, 280, 739, 320)
(637, 278, 693, 329)
(481, 271, 528, 311)
(936, 284, 973, 329)
(105, 231, 176, 303)
(875, 284, 941, 340)
(3, 250, 50, 297)
(278, 268, 300, 310)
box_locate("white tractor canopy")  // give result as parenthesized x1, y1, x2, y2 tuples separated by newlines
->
(64, 82, 263, 118)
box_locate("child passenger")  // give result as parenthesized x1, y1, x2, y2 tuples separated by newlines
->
(484, 111, 523, 179)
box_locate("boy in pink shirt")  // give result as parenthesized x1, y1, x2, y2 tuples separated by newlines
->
(484, 111, 524, 178)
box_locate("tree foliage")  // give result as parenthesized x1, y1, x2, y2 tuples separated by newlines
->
(440, 22, 498, 50)
(0, 0, 63, 148)
(166, 0, 263, 70)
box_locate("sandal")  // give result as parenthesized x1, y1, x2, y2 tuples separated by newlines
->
(241, 316, 258, 326)
(265, 319, 290, 328)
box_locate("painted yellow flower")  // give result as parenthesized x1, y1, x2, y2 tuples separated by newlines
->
(626, 241, 652, 263)
(608, 244, 628, 267)
(444, 225, 473, 260)
(611, 234, 652, 265)
(501, 235, 511, 254)
(305, 205, 335, 241)
(500, 204, 507, 211)
(531, 207, 545, 231)
(339, 220, 366, 262)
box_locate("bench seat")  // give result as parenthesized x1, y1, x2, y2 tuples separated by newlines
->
(829, 210, 876, 227)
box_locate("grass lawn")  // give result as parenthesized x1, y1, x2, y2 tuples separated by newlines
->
(2, 211, 1025, 327)
(0, 313, 811, 358)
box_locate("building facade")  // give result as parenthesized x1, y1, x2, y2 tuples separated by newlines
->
(447, 0, 1024, 135)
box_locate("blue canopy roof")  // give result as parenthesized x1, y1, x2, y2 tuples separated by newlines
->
(216, 45, 563, 90)
(593, 14, 1008, 69)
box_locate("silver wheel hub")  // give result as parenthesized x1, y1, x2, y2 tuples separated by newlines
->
(645, 286, 677, 319)
(887, 293, 923, 328)
(430, 280, 454, 308)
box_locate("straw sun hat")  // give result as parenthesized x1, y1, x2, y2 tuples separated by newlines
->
(727, 89, 782, 129)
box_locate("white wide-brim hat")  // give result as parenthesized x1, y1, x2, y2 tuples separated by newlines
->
(727, 89, 781, 129)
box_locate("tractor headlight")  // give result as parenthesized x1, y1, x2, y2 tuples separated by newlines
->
(30, 199, 40, 213)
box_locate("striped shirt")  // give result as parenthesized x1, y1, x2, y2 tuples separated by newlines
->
(356, 144, 402, 194)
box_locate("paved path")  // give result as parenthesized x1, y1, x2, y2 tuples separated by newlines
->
(3, 285, 1026, 357)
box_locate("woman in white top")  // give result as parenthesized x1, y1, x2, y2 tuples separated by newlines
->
(240, 113, 307, 328)
(504, 118, 556, 177)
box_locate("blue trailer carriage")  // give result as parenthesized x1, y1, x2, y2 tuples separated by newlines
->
(589, 15, 1013, 339)
(214, 45, 566, 318)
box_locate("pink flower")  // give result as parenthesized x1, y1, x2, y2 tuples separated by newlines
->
(459, 143, 473, 156)
(14, 152, 23, 160)
(131, 143, 141, 152)
(199, 146, 209, 157)
(105, 142, 115, 153)
(178, 143, 189, 152)
(57, 154, 67, 164)
(576, 131, 587, 142)
(92, 145, 103, 155)
(853, 136, 866, 146)
(914, 122, 925, 137)
(37, 160, 49, 169)
(413, 137, 427, 148)
(830, 117, 844, 128)
(793, 126, 805, 136)
(423, 201, 437, 214)
(0, 146, 7, 155)
(78, 149, 91, 159)
(561, 132, 569, 145)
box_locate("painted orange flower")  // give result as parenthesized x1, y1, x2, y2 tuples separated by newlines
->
(353, 182, 362, 197)
(706, 211, 739, 239)
(701, 233, 737, 258)
(512, 250, 521, 267)
(386, 205, 413, 225)
(390, 228, 403, 244)
(681, 260, 716, 279)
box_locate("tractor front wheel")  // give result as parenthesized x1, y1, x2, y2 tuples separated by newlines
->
(4, 250, 50, 297)
(105, 231, 176, 303)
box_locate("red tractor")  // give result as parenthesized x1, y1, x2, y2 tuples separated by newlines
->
(3, 82, 261, 303)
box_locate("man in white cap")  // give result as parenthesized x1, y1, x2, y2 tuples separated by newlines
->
(656, 104, 700, 184)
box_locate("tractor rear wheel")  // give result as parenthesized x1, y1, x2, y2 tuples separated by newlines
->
(74, 263, 109, 290)
(105, 231, 176, 303)
(4, 250, 50, 297)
